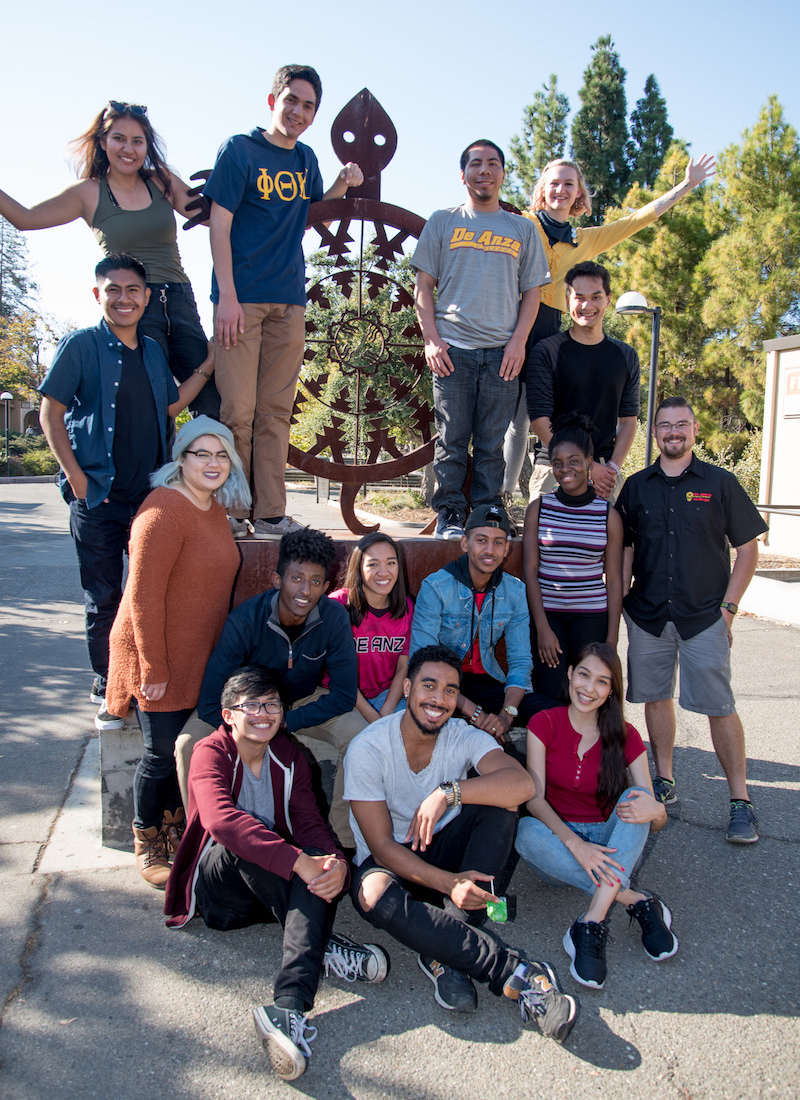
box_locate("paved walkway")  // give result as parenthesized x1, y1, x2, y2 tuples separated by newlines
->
(1, 482, 798, 1099)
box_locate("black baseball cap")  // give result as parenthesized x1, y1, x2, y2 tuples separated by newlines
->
(464, 504, 513, 536)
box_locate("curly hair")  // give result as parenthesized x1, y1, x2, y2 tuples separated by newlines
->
(548, 411, 597, 462)
(67, 102, 172, 195)
(407, 644, 463, 684)
(276, 528, 336, 578)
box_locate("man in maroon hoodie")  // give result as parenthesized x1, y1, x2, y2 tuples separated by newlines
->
(165, 666, 388, 1082)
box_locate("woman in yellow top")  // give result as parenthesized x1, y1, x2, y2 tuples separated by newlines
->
(502, 153, 715, 500)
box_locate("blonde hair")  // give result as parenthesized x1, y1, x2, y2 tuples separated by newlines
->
(530, 158, 593, 218)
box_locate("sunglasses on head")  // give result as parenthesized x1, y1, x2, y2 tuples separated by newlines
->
(106, 101, 148, 117)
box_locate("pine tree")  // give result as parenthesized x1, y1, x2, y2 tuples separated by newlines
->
(0, 218, 35, 318)
(571, 35, 631, 223)
(700, 97, 800, 428)
(629, 75, 673, 189)
(504, 75, 570, 207)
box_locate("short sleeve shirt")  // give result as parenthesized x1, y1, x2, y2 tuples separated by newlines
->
(205, 128, 324, 305)
(616, 455, 768, 639)
(412, 205, 550, 349)
(344, 712, 498, 866)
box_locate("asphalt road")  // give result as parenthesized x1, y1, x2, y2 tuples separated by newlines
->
(1, 482, 798, 1100)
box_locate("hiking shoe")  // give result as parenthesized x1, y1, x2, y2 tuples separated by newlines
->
(132, 825, 171, 889)
(324, 932, 389, 983)
(253, 1005, 317, 1081)
(503, 960, 578, 1043)
(161, 808, 185, 857)
(652, 775, 677, 805)
(90, 676, 106, 704)
(94, 706, 125, 731)
(227, 516, 250, 539)
(563, 919, 609, 989)
(253, 517, 306, 540)
(727, 800, 759, 844)
(417, 954, 477, 1013)
(627, 894, 678, 960)
(434, 509, 465, 541)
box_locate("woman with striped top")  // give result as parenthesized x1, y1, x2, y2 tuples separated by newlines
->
(523, 414, 623, 701)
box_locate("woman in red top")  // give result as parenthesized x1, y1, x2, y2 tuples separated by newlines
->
(515, 642, 677, 989)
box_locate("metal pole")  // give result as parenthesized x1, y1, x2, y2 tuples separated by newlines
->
(4, 403, 9, 477)
(644, 307, 661, 468)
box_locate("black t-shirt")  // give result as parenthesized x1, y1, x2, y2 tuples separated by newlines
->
(108, 341, 161, 504)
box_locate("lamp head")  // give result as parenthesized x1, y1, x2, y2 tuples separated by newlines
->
(615, 291, 651, 315)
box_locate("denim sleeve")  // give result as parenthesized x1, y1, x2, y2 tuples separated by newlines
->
(501, 588, 533, 692)
(409, 579, 444, 657)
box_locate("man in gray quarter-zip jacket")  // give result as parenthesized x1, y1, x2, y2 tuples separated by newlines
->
(175, 529, 367, 847)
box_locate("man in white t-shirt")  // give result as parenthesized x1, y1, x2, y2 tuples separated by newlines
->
(343, 644, 578, 1041)
(412, 140, 551, 539)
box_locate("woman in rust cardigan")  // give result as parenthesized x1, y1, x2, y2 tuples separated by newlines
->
(106, 415, 251, 887)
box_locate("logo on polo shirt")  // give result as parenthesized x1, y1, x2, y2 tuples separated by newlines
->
(686, 491, 712, 503)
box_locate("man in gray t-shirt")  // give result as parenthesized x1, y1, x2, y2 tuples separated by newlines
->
(412, 139, 551, 540)
(343, 644, 578, 1040)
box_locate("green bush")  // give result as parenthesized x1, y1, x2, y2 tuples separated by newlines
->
(6, 432, 60, 477)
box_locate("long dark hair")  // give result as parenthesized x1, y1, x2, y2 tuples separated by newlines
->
(68, 103, 172, 196)
(342, 533, 407, 626)
(569, 642, 627, 817)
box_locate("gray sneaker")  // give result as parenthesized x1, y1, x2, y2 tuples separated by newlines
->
(253, 1005, 317, 1081)
(503, 960, 578, 1043)
(726, 800, 759, 844)
(94, 706, 125, 731)
(417, 954, 477, 1013)
(253, 517, 306, 540)
(227, 516, 250, 539)
(435, 509, 465, 541)
(652, 775, 678, 805)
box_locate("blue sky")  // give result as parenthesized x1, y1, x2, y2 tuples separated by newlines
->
(2, 0, 798, 338)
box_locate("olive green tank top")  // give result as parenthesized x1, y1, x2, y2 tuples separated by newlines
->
(91, 178, 188, 284)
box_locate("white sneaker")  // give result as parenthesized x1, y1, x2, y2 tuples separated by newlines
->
(253, 517, 306, 540)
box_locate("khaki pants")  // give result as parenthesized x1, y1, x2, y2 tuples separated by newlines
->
(214, 302, 306, 520)
(174, 687, 367, 847)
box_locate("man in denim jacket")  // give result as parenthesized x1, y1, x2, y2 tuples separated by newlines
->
(410, 505, 551, 752)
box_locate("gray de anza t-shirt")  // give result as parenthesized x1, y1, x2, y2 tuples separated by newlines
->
(411, 204, 550, 350)
(343, 712, 499, 867)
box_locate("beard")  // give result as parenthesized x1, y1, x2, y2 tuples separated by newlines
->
(406, 697, 450, 736)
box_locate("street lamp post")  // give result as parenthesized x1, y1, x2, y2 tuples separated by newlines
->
(615, 293, 662, 468)
(1, 392, 13, 478)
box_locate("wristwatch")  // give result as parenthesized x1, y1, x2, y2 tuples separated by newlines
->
(720, 601, 739, 615)
(438, 781, 462, 808)
(502, 704, 519, 719)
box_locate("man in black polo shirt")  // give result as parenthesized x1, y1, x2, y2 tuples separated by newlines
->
(616, 397, 768, 844)
(527, 261, 639, 502)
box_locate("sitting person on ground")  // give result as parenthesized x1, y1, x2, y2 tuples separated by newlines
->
(105, 416, 251, 888)
(329, 533, 414, 724)
(344, 643, 578, 1042)
(175, 528, 367, 848)
(410, 504, 551, 752)
(515, 643, 676, 991)
(165, 667, 388, 1083)
(522, 413, 623, 702)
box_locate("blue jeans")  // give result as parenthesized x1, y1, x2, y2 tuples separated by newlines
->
(432, 345, 519, 516)
(69, 496, 141, 683)
(515, 788, 650, 895)
(367, 689, 406, 713)
(142, 282, 220, 419)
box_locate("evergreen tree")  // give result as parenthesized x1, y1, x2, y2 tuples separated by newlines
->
(700, 97, 800, 428)
(504, 75, 570, 208)
(571, 35, 631, 222)
(0, 218, 35, 318)
(630, 75, 673, 189)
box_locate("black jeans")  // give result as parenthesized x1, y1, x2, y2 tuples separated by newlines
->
(142, 282, 220, 419)
(68, 496, 140, 683)
(460, 672, 558, 764)
(532, 610, 609, 702)
(133, 706, 193, 829)
(350, 805, 521, 996)
(195, 844, 336, 1011)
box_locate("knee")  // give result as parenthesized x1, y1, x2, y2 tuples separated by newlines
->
(357, 871, 392, 913)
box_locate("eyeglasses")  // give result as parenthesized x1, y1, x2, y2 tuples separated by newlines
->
(184, 449, 231, 463)
(229, 701, 283, 716)
(106, 101, 148, 117)
(654, 420, 694, 432)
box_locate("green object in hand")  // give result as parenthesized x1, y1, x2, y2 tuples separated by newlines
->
(486, 896, 508, 923)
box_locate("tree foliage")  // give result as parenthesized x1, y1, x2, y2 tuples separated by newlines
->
(700, 96, 800, 428)
(571, 35, 631, 222)
(0, 310, 63, 401)
(0, 218, 36, 319)
(503, 75, 569, 208)
(629, 75, 673, 189)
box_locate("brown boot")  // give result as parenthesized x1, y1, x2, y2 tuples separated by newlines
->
(132, 825, 171, 889)
(161, 808, 185, 858)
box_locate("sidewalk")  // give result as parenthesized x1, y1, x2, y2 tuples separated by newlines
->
(1, 481, 798, 1099)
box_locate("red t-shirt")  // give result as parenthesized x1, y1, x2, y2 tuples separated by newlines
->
(528, 706, 646, 823)
(329, 590, 414, 701)
(462, 591, 486, 675)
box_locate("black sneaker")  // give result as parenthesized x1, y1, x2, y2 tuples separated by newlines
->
(324, 932, 389, 983)
(417, 954, 477, 1013)
(627, 894, 679, 961)
(727, 800, 759, 844)
(435, 509, 465, 541)
(563, 919, 609, 989)
(90, 677, 106, 704)
(652, 775, 678, 805)
(253, 1005, 317, 1081)
(503, 960, 578, 1043)
(94, 706, 125, 731)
